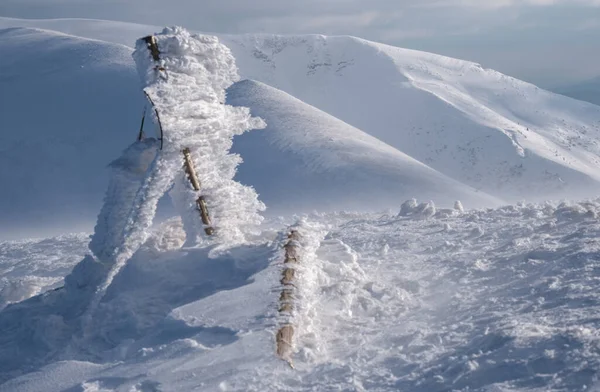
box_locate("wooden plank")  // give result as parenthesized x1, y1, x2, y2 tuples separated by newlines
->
(183, 148, 201, 191)
(182, 148, 214, 235)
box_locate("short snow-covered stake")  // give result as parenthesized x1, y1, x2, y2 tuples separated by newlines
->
(276, 230, 302, 368)
(182, 147, 214, 235)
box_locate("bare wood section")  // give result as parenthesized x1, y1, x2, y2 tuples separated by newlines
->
(276, 229, 302, 366)
(142, 35, 161, 62)
(276, 325, 294, 359)
(182, 148, 214, 236)
(142, 91, 164, 149)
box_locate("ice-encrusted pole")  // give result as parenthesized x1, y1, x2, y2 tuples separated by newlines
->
(133, 26, 266, 245)
(81, 27, 265, 330)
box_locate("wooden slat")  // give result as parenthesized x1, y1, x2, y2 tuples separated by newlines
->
(276, 229, 302, 367)
(182, 148, 214, 236)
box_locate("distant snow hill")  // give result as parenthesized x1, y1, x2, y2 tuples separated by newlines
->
(2, 18, 600, 238)
(229, 79, 497, 213)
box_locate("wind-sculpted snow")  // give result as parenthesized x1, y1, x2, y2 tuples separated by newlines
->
(89, 139, 159, 261)
(3, 201, 600, 390)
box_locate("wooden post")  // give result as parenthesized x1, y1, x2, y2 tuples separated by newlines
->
(142, 35, 161, 62)
(182, 148, 214, 236)
(276, 230, 302, 367)
(276, 325, 294, 359)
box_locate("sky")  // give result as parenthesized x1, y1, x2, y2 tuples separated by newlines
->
(1, 0, 599, 88)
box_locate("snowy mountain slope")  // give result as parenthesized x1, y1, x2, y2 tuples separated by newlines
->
(0, 27, 147, 240)
(0, 16, 160, 47)
(3, 17, 600, 203)
(2, 200, 600, 391)
(228, 79, 498, 212)
(221, 34, 600, 201)
(0, 26, 499, 241)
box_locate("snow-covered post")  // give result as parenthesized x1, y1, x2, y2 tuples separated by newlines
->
(276, 229, 302, 367)
(133, 27, 266, 246)
(80, 28, 267, 324)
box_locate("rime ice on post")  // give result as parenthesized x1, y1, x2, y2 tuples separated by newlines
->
(132, 26, 266, 246)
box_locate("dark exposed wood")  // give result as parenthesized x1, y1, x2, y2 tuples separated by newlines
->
(138, 106, 146, 141)
(142, 91, 164, 149)
(142, 35, 161, 62)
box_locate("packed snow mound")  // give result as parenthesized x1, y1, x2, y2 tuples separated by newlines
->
(228, 79, 498, 211)
(0, 27, 146, 240)
(3, 200, 600, 390)
(221, 33, 600, 202)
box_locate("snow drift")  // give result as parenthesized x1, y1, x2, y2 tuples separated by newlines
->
(3, 200, 600, 390)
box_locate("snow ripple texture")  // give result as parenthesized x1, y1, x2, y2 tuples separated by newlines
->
(133, 26, 266, 245)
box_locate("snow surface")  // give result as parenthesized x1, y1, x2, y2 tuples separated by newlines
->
(0, 233, 89, 310)
(3, 200, 600, 390)
(0, 27, 146, 240)
(3, 18, 600, 391)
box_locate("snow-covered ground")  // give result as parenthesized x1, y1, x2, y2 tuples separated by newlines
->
(2, 200, 600, 391)
(2, 18, 600, 392)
